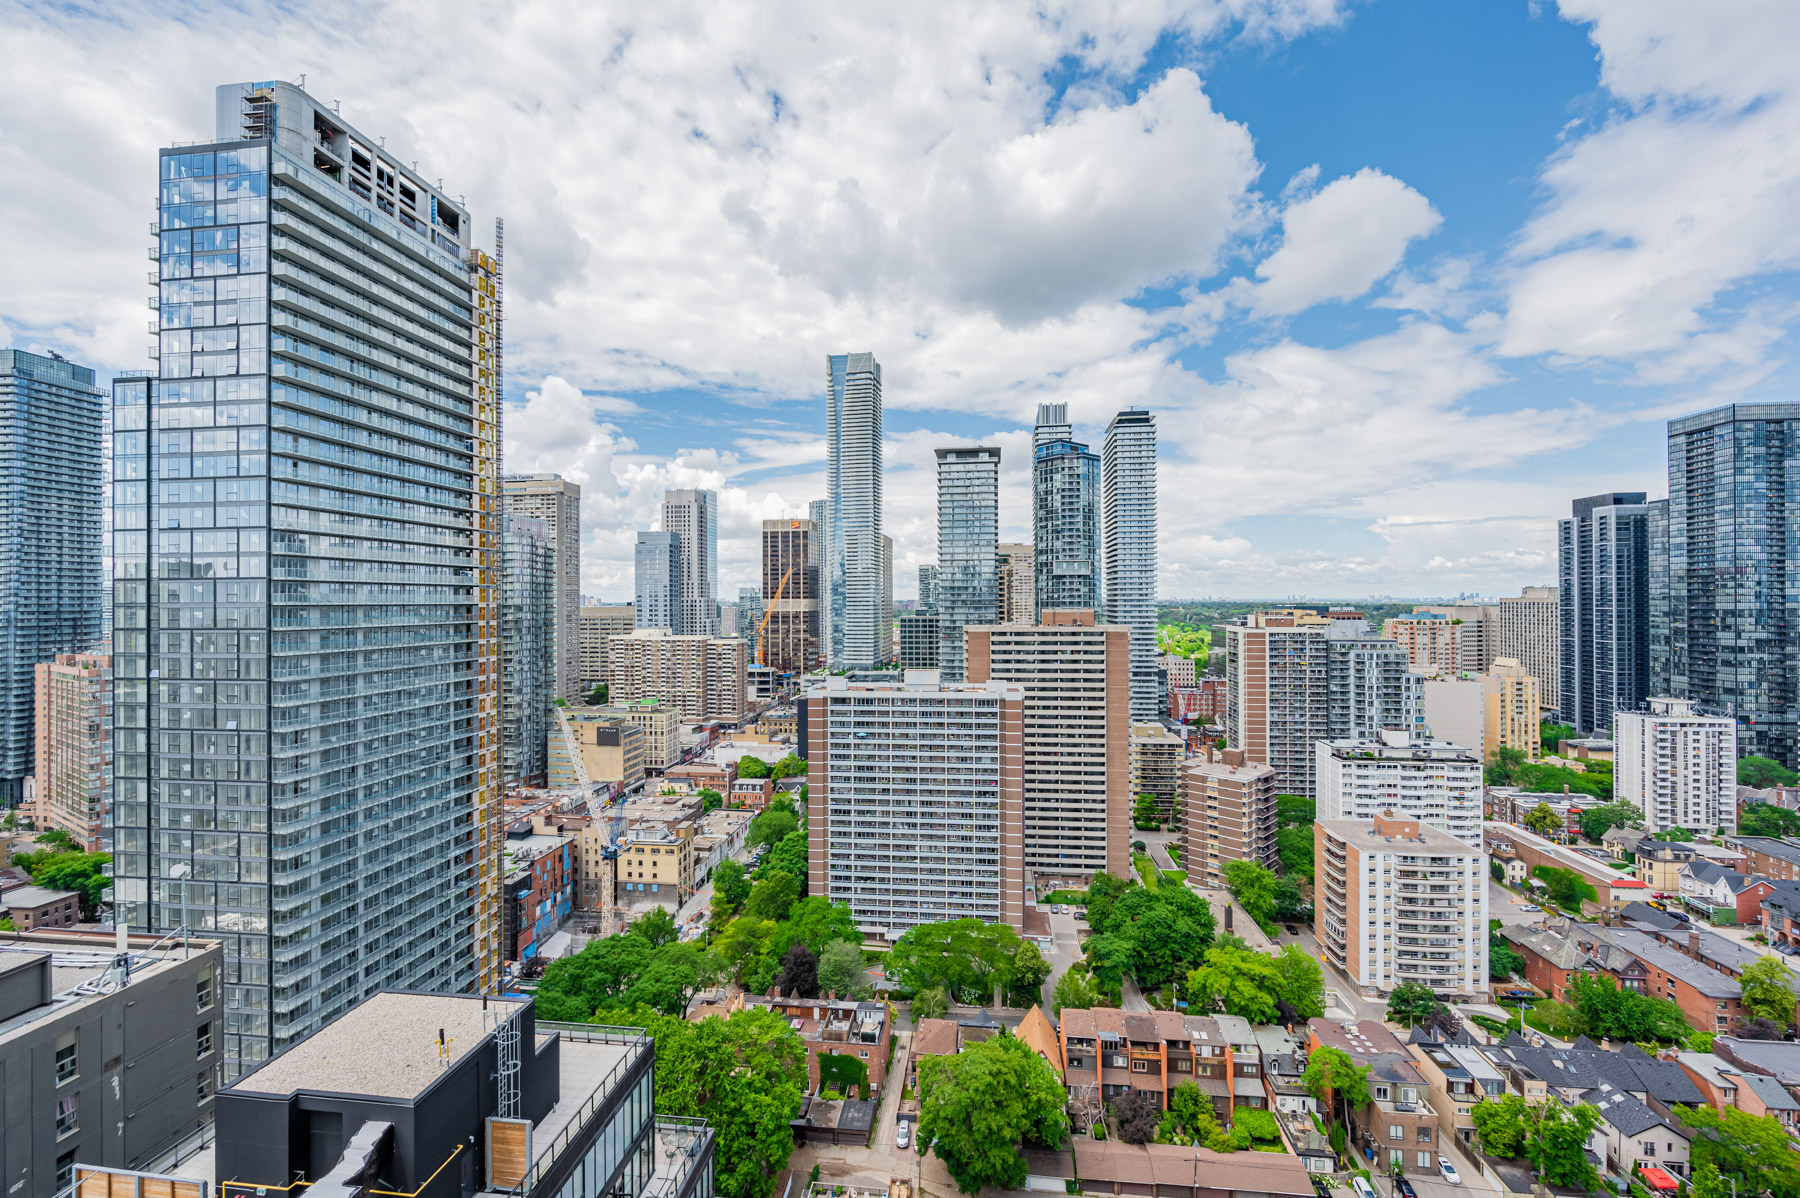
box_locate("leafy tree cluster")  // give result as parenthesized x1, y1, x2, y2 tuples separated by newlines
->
(747, 804, 798, 850)
(698, 788, 724, 812)
(1220, 859, 1307, 932)
(1539, 721, 1577, 754)
(12, 832, 112, 918)
(1737, 956, 1798, 1028)
(1577, 800, 1644, 843)
(1489, 924, 1524, 982)
(1156, 622, 1211, 668)
(1275, 795, 1316, 882)
(1051, 966, 1102, 1016)
(600, 1006, 809, 1198)
(1488, 746, 1613, 800)
(586, 682, 609, 705)
(1531, 865, 1598, 910)
(1523, 801, 1564, 837)
(1565, 972, 1692, 1043)
(1131, 793, 1165, 831)
(1385, 980, 1462, 1034)
(1187, 937, 1325, 1024)
(769, 753, 807, 780)
(736, 754, 772, 778)
(1676, 1104, 1800, 1198)
(535, 908, 713, 1020)
(715, 894, 863, 995)
(1738, 755, 1800, 790)
(1082, 873, 1216, 995)
(1740, 801, 1800, 838)
(1303, 1045, 1371, 1135)
(1469, 1095, 1604, 1192)
(888, 918, 1050, 1006)
(915, 1031, 1069, 1195)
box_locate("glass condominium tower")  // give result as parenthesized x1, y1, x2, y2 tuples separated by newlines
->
(1032, 403, 1100, 616)
(935, 447, 1000, 682)
(0, 350, 106, 807)
(826, 353, 885, 668)
(115, 81, 504, 1076)
(1102, 409, 1157, 720)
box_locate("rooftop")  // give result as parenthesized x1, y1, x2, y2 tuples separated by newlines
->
(1728, 836, 1800, 866)
(1607, 930, 1743, 999)
(0, 931, 222, 1043)
(0, 885, 79, 908)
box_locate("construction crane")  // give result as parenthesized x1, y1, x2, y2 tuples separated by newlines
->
(753, 567, 794, 668)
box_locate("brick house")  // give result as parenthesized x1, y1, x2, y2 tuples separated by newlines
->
(1306, 1019, 1439, 1176)
(1500, 922, 1647, 1000)
(695, 990, 893, 1096)
(1725, 836, 1800, 883)
(0, 886, 80, 931)
(1058, 1008, 1236, 1123)
(1758, 881, 1800, 950)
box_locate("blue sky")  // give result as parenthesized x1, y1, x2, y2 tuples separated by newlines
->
(3, 0, 1798, 601)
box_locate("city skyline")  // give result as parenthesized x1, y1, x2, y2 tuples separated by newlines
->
(4, 4, 1792, 603)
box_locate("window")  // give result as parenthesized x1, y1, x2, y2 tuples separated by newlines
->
(1417, 1126, 1433, 1144)
(56, 1152, 76, 1194)
(1172, 1059, 1191, 1073)
(859, 1051, 869, 1059)
(1389, 1124, 1403, 1141)
(1417, 1152, 1432, 1169)
(55, 1029, 78, 1085)
(198, 1069, 214, 1104)
(1241, 1063, 1259, 1076)
(1641, 1142, 1656, 1157)
(55, 1094, 79, 1138)
(1389, 1150, 1403, 1167)
(1375, 1086, 1390, 1100)
(196, 1023, 214, 1058)
(1401, 1087, 1418, 1102)
(196, 966, 215, 1012)
(1131, 1060, 1148, 1073)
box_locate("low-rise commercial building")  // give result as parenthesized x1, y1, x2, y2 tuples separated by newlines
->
(1129, 723, 1186, 826)
(1315, 814, 1489, 998)
(1, 931, 223, 1198)
(0, 886, 80, 931)
(501, 825, 574, 965)
(1316, 730, 1483, 847)
(1179, 747, 1277, 889)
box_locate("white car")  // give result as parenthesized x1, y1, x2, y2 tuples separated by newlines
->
(1520, 904, 1542, 913)
(1439, 1156, 1461, 1186)
(895, 1121, 911, 1150)
(1351, 1177, 1378, 1198)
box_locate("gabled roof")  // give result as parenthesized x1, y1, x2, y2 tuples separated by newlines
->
(1739, 1069, 1800, 1112)
(911, 1018, 961, 1060)
(1017, 1005, 1064, 1081)
(1583, 1085, 1681, 1139)
(1684, 861, 1749, 891)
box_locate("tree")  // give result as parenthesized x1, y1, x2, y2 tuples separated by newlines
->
(713, 859, 751, 912)
(1221, 859, 1278, 928)
(535, 925, 712, 1020)
(1469, 1094, 1532, 1158)
(1385, 981, 1442, 1028)
(18, 850, 112, 919)
(736, 755, 772, 778)
(816, 940, 868, 999)
(1187, 939, 1278, 1023)
(1737, 1016, 1790, 1040)
(1272, 877, 1309, 923)
(1268, 944, 1327, 1021)
(912, 986, 949, 1022)
(699, 788, 724, 812)
(1740, 802, 1800, 838)
(1527, 1101, 1603, 1192)
(755, 829, 808, 888)
(1084, 872, 1132, 935)
(1110, 887, 1215, 990)
(747, 807, 798, 849)
(1052, 967, 1101, 1016)
(1160, 1081, 1232, 1150)
(1739, 756, 1800, 790)
(1276, 825, 1314, 881)
(1523, 801, 1563, 836)
(1540, 721, 1577, 753)
(1007, 940, 1052, 1006)
(915, 1032, 1069, 1195)
(1113, 1089, 1163, 1144)
(607, 1006, 807, 1198)
(33, 828, 77, 853)
(1690, 1163, 1733, 1198)
(745, 872, 800, 922)
(1675, 1105, 1800, 1198)
(1233, 1108, 1279, 1143)
(1737, 956, 1798, 1027)
(1489, 935, 1524, 982)
(769, 753, 808, 780)
(889, 919, 1033, 1001)
(1303, 1045, 1371, 1132)
(1487, 745, 1527, 786)
(635, 905, 679, 947)
(1577, 800, 1644, 843)
(1565, 971, 1690, 1043)
(1132, 793, 1163, 830)
(1532, 865, 1597, 910)
(775, 944, 818, 997)
(587, 682, 609, 705)
(1275, 794, 1315, 827)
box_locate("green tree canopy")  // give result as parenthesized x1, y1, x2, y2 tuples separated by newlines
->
(912, 986, 949, 1021)
(1675, 1104, 1800, 1198)
(1566, 972, 1691, 1043)
(16, 849, 112, 918)
(1532, 865, 1598, 910)
(1187, 938, 1278, 1023)
(889, 919, 1032, 1001)
(1540, 722, 1576, 754)
(602, 1006, 808, 1198)
(1220, 859, 1278, 929)
(1275, 794, 1315, 827)
(1468, 1094, 1532, 1158)
(745, 872, 800, 922)
(535, 924, 716, 1020)
(915, 1031, 1070, 1195)
(32, 828, 77, 852)
(747, 807, 798, 849)
(815, 940, 869, 999)
(713, 859, 751, 911)
(1303, 1045, 1370, 1131)
(1268, 944, 1327, 1021)
(1131, 793, 1164, 830)
(1089, 883, 1216, 990)
(1159, 1080, 1234, 1150)
(1385, 981, 1443, 1027)
(1523, 802, 1563, 836)
(1739, 756, 1800, 790)
(1577, 800, 1644, 843)
(769, 753, 808, 780)
(754, 829, 808, 889)
(1740, 802, 1800, 838)
(736, 755, 772, 778)
(1276, 825, 1315, 882)
(1527, 1102, 1603, 1191)
(1051, 967, 1101, 1016)
(1083, 872, 1133, 933)
(1738, 956, 1798, 1027)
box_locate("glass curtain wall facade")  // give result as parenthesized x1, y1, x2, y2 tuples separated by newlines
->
(115, 80, 503, 1076)
(0, 350, 105, 806)
(502, 514, 553, 786)
(1662, 404, 1800, 767)
(501, 474, 581, 700)
(1558, 492, 1660, 735)
(1032, 403, 1100, 616)
(1102, 409, 1157, 720)
(662, 488, 717, 635)
(935, 447, 999, 682)
(825, 353, 884, 669)
(634, 531, 680, 630)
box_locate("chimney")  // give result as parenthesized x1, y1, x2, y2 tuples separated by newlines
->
(1688, 928, 1700, 954)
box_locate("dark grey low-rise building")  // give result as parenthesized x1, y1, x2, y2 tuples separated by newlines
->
(0, 930, 223, 1197)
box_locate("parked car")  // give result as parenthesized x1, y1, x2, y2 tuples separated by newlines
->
(1311, 1180, 1334, 1198)
(1521, 904, 1542, 912)
(1351, 1176, 1379, 1198)
(895, 1121, 911, 1150)
(1439, 1157, 1461, 1186)
(1074, 910, 1087, 921)
(1647, 900, 1668, 911)
(1393, 1179, 1417, 1198)
(1775, 941, 1797, 955)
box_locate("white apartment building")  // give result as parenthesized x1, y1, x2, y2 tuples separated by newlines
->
(1316, 814, 1489, 999)
(1615, 697, 1737, 835)
(804, 671, 1025, 937)
(1316, 729, 1483, 847)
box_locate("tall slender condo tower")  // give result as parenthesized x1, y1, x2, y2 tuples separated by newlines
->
(1102, 409, 1158, 719)
(502, 473, 581, 699)
(115, 81, 504, 1075)
(662, 487, 718, 634)
(1032, 403, 1100, 616)
(825, 353, 884, 669)
(1558, 491, 1660, 735)
(936, 446, 1000, 682)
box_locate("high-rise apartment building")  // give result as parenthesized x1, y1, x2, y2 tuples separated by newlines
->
(809, 497, 830, 657)
(825, 353, 884, 668)
(1416, 603, 1496, 674)
(967, 611, 1130, 880)
(882, 533, 894, 662)
(996, 542, 1034, 623)
(1179, 747, 1277, 890)
(1315, 730, 1483, 847)
(1102, 409, 1158, 720)
(501, 515, 553, 787)
(1223, 611, 1328, 796)
(606, 629, 747, 722)
(1495, 585, 1559, 710)
(115, 81, 505, 1073)
(1315, 814, 1489, 998)
(29, 653, 112, 850)
(1325, 619, 1423, 743)
(502, 474, 581, 700)
(1559, 491, 1661, 735)
(804, 672, 1025, 936)
(1662, 405, 1800, 766)
(1382, 613, 1462, 677)
(1032, 403, 1100, 616)
(897, 611, 939, 669)
(760, 517, 818, 675)
(634, 530, 681, 630)
(577, 604, 635, 693)
(1615, 697, 1737, 835)
(1128, 722, 1185, 826)
(1, 350, 104, 807)
(917, 564, 939, 612)
(662, 488, 718, 635)
(736, 585, 763, 658)
(1483, 658, 1541, 762)
(936, 446, 1000, 682)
